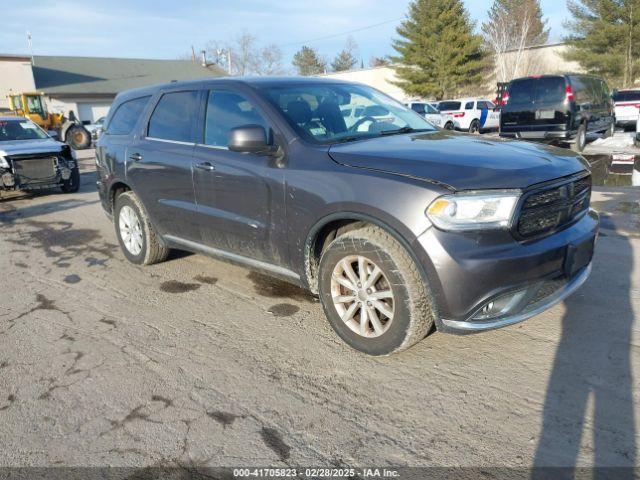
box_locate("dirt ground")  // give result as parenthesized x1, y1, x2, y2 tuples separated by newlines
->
(0, 150, 638, 470)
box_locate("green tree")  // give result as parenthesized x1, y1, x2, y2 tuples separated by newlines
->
(391, 0, 487, 99)
(564, 0, 640, 88)
(484, 0, 549, 49)
(331, 37, 359, 71)
(292, 46, 326, 76)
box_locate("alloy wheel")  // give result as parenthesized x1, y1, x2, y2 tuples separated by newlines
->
(118, 205, 143, 256)
(330, 255, 395, 338)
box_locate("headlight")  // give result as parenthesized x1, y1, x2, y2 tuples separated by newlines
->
(0, 156, 9, 169)
(426, 191, 521, 231)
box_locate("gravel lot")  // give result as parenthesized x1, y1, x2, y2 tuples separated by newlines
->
(0, 149, 638, 470)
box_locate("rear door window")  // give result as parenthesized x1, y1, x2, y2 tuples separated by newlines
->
(508, 77, 565, 104)
(147, 90, 199, 143)
(106, 96, 150, 135)
(534, 77, 566, 103)
(508, 79, 535, 103)
(465, 101, 474, 110)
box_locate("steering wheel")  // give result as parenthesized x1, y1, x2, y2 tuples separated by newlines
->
(348, 115, 378, 132)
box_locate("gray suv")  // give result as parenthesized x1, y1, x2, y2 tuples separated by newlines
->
(96, 78, 599, 356)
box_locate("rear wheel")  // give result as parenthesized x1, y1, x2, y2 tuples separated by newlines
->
(571, 122, 587, 152)
(114, 191, 169, 265)
(469, 119, 480, 134)
(318, 225, 436, 356)
(65, 126, 91, 150)
(444, 121, 454, 130)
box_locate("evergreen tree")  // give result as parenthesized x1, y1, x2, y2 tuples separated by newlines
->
(391, 0, 487, 99)
(483, 0, 549, 49)
(292, 46, 327, 76)
(564, 0, 640, 88)
(331, 37, 359, 71)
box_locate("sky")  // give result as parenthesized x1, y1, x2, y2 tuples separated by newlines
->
(2, 0, 570, 70)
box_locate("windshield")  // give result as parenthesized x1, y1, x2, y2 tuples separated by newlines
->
(262, 83, 435, 144)
(0, 119, 50, 141)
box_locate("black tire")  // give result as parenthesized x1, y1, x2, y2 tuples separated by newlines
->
(318, 225, 436, 356)
(469, 119, 480, 134)
(444, 121, 454, 130)
(114, 191, 169, 265)
(571, 122, 587, 152)
(60, 165, 80, 193)
(65, 126, 91, 150)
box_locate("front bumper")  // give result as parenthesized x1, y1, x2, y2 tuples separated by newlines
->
(1, 156, 76, 191)
(439, 263, 591, 332)
(413, 209, 599, 333)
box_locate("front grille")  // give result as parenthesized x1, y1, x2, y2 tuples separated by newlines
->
(12, 157, 57, 184)
(517, 174, 591, 238)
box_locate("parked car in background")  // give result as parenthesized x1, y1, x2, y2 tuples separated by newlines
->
(406, 101, 443, 128)
(0, 117, 80, 195)
(500, 74, 614, 152)
(612, 89, 640, 128)
(96, 77, 598, 356)
(437, 98, 500, 133)
(85, 116, 106, 141)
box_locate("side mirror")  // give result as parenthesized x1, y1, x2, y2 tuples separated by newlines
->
(228, 125, 273, 154)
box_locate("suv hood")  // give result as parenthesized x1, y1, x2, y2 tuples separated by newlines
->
(0, 138, 65, 157)
(328, 130, 589, 190)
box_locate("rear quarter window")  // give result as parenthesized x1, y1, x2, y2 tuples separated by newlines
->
(106, 96, 150, 135)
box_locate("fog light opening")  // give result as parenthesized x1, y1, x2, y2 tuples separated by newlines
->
(473, 290, 528, 321)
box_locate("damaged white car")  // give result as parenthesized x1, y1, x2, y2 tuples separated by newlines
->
(0, 117, 80, 195)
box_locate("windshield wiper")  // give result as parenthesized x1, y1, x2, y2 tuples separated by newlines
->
(379, 126, 426, 136)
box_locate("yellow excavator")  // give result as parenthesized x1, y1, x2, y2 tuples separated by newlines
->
(6, 92, 91, 150)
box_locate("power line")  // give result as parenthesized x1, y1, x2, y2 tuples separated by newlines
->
(278, 17, 404, 49)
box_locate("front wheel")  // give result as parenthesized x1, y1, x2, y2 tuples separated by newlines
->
(65, 126, 91, 150)
(114, 191, 169, 265)
(444, 121, 454, 130)
(318, 225, 436, 356)
(60, 166, 80, 193)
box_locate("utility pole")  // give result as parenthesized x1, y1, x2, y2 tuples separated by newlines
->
(27, 31, 33, 64)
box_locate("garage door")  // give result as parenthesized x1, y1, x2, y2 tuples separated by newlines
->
(77, 102, 112, 123)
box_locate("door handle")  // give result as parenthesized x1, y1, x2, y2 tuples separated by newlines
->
(195, 161, 215, 171)
(129, 153, 142, 162)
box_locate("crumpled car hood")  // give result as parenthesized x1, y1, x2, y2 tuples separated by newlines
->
(0, 138, 65, 157)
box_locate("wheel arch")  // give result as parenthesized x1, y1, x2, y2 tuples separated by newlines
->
(303, 211, 428, 295)
(108, 180, 132, 214)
